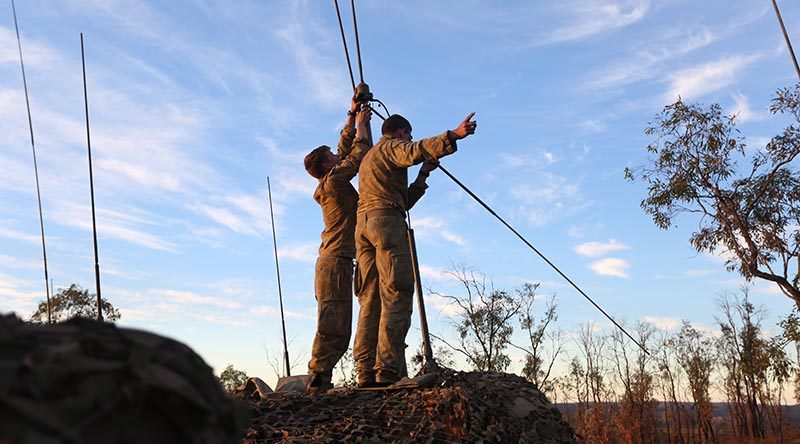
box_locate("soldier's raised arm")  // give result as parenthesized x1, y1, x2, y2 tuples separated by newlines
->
(336, 96, 360, 158)
(330, 107, 373, 183)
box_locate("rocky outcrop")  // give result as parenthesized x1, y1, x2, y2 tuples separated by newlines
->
(243, 369, 576, 443)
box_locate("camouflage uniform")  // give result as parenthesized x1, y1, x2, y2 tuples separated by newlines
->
(354, 132, 457, 383)
(307, 126, 371, 384)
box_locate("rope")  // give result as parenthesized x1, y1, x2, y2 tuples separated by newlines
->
(11, 0, 51, 324)
(333, 0, 356, 90)
(771, 0, 800, 80)
(350, 0, 364, 84)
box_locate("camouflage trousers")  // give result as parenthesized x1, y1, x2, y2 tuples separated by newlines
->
(307, 255, 354, 379)
(353, 210, 414, 382)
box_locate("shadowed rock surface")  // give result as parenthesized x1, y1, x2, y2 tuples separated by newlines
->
(242, 369, 576, 443)
(0, 314, 250, 444)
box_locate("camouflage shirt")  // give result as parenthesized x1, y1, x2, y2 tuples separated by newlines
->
(357, 132, 457, 213)
(315, 126, 372, 258)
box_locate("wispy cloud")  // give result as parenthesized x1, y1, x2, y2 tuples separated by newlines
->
(426, 292, 461, 318)
(191, 192, 270, 238)
(568, 226, 585, 238)
(728, 91, 766, 123)
(0, 254, 41, 270)
(0, 27, 57, 67)
(665, 55, 759, 101)
(419, 265, 450, 281)
(643, 315, 680, 331)
(274, 0, 349, 107)
(278, 242, 317, 263)
(589, 257, 630, 278)
(510, 173, 586, 226)
(545, 0, 649, 44)
(0, 226, 40, 244)
(575, 239, 630, 258)
(684, 268, 717, 277)
(589, 27, 715, 89)
(411, 216, 467, 247)
(250, 304, 314, 320)
(53, 202, 178, 252)
(159, 288, 241, 309)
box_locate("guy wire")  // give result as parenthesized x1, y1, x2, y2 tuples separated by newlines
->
(436, 164, 648, 355)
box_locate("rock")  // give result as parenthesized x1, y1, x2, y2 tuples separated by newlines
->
(0, 313, 250, 444)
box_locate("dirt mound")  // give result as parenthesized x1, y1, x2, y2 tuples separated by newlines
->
(0, 313, 250, 444)
(243, 369, 576, 443)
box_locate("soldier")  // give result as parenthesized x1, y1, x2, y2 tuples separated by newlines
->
(354, 112, 477, 387)
(303, 100, 373, 394)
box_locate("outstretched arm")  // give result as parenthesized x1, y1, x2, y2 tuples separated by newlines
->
(384, 112, 478, 168)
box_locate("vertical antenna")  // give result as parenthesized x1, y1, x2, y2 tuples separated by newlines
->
(267, 177, 291, 377)
(333, 0, 356, 91)
(11, 0, 51, 322)
(49, 278, 54, 323)
(771, 0, 800, 80)
(350, 0, 364, 84)
(81, 33, 103, 322)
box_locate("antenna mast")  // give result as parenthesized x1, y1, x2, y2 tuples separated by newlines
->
(267, 177, 291, 377)
(81, 33, 103, 321)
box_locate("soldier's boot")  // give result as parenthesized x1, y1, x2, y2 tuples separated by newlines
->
(305, 373, 333, 394)
(376, 369, 400, 386)
(357, 371, 384, 388)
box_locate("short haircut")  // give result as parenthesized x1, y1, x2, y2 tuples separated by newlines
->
(304, 145, 331, 179)
(381, 114, 412, 135)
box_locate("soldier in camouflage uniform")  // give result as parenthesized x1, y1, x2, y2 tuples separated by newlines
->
(303, 101, 373, 394)
(354, 112, 477, 386)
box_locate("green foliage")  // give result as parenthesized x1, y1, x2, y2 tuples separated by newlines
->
(627, 84, 800, 306)
(218, 364, 248, 392)
(29, 283, 120, 323)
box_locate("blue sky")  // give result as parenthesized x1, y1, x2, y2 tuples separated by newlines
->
(2, 0, 800, 386)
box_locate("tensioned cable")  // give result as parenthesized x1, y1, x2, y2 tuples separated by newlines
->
(11, 0, 52, 324)
(435, 164, 648, 354)
(350, 0, 364, 84)
(333, 0, 356, 91)
(771, 0, 800, 80)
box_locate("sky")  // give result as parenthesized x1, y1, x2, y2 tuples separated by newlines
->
(2, 0, 800, 388)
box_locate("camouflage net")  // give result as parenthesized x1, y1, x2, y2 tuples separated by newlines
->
(243, 369, 576, 443)
(0, 314, 250, 444)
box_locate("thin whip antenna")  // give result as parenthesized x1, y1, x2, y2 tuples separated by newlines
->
(81, 33, 103, 322)
(350, 0, 364, 84)
(267, 177, 291, 377)
(437, 164, 649, 355)
(771, 0, 800, 80)
(12, 0, 51, 324)
(333, 0, 356, 91)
